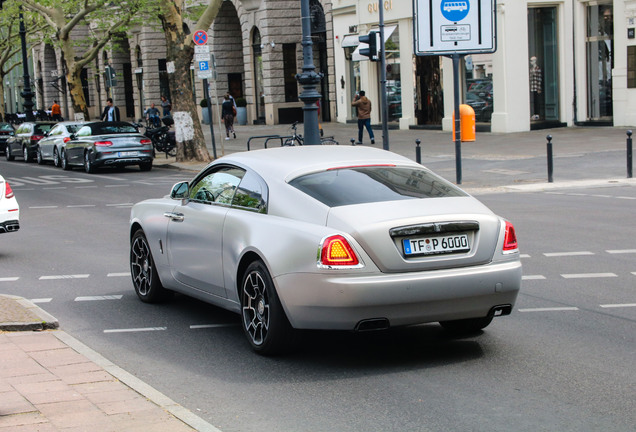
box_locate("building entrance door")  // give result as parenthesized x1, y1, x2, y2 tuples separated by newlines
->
(586, 3, 613, 121)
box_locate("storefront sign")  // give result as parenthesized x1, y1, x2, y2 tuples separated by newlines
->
(367, 0, 393, 13)
(413, 0, 496, 55)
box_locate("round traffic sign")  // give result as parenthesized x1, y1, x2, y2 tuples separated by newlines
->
(193, 30, 208, 46)
(441, 0, 470, 22)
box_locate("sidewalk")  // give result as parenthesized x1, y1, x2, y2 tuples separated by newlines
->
(157, 121, 636, 193)
(0, 295, 220, 432)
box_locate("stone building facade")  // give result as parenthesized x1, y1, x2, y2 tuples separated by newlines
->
(28, 0, 335, 127)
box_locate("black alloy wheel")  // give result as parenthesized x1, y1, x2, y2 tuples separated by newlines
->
(53, 148, 60, 167)
(36, 146, 44, 164)
(5, 145, 14, 161)
(61, 149, 70, 170)
(240, 260, 295, 355)
(84, 151, 95, 173)
(23, 146, 32, 162)
(130, 230, 171, 303)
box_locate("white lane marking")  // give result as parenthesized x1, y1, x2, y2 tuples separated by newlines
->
(591, 194, 612, 198)
(29, 206, 59, 209)
(561, 273, 617, 279)
(0, 277, 19, 282)
(104, 327, 167, 333)
(190, 324, 238, 329)
(105, 203, 134, 207)
(75, 186, 98, 189)
(599, 303, 636, 308)
(105, 185, 130, 188)
(606, 249, 636, 254)
(616, 196, 636, 200)
(107, 272, 130, 277)
(39, 274, 90, 280)
(520, 254, 531, 259)
(67, 204, 96, 208)
(522, 275, 546, 280)
(519, 307, 580, 312)
(31, 298, 52, 303)
(75, 295, 123, 301)
(43, 187, 67, 190)
(544, 251, 594, 257)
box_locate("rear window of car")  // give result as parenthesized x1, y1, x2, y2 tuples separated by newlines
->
(66, 124, 83, 133)
(289, 165, 467, 207)
(34, 124, 54, 134)
(90, 123, 138, 135)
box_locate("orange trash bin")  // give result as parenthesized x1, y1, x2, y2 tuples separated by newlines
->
(452, 104, 476, 142)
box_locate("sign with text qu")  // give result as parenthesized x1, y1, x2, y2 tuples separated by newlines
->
(413, 0, 496, 55)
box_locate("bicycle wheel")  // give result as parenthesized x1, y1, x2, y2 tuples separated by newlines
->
(283, 138, 297, 146)
(320, 138, 339, 145)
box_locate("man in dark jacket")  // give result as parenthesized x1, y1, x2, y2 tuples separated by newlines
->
(351, 90, 375, 145)
(101, 98, 120, 122)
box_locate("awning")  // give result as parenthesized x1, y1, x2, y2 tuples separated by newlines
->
(341, 34, 360, 48)
(352, 25, 397, 62)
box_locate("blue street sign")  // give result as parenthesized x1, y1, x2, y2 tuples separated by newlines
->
(199, 61, 209, 71)
(193, 30, 208, 46)
(441, 0, 470, 22)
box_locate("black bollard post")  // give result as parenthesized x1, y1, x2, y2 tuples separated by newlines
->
(547, 135, 553, 183)
(415, 139, 421, 164)
(627, 130, 633, 179)
(350, 138, 356, 146)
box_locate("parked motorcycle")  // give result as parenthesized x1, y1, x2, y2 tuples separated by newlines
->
(142, 116, 176, 158)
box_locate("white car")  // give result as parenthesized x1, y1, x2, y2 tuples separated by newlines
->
(0, 174, 19, 234)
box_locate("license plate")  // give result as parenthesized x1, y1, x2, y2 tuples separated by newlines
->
(118, 151, 138, 157)
(402, 234, 470, 256)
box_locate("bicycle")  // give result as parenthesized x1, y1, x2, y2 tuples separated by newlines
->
(283, 122, 338, 146)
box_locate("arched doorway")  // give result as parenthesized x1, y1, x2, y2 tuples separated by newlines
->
(212, 2, 245, 102)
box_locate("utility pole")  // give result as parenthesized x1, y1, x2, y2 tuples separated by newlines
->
(296, 0, 322, 145)
(18, 6, 35, 121)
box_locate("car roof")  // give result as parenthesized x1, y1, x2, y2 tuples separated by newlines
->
(218, 146, 420, 182)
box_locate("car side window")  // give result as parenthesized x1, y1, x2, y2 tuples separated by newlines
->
(76, 126, 91, 137)
(189, 166, 245, 205)
(232, 171, 268, 213)
(49, 125, 62, 136)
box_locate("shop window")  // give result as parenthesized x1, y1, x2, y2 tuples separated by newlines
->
(528, 7, 560, 122)
(628, 46, 636, 88)
(158, 59, 171, 101)
(283, 44, 298, 102)
(586, 4, 613, 119)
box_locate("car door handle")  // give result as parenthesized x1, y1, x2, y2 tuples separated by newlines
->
(163, 212, 184, 222)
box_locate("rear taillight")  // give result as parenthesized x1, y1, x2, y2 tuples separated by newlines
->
(95, 141, 113, 146)
(320, 235, 360, 266)
(140, 139, 152, 144)
(5, 182, 14, 199)
(503, 221, 518, 253)
(31, 135, 44, 142)
(63, 137, 71, 143)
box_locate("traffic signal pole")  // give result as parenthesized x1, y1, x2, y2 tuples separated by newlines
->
(378, 2, 389, 150)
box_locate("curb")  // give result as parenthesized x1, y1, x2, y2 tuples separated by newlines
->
(0, 294, 59, 331)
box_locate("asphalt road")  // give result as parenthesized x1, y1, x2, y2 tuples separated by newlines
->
(1, 158, 635, 432)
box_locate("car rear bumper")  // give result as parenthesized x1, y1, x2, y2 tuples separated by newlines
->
(0, 219, 20, 233)
(93, 153, 153, 167)
(274, 260, 522, 330)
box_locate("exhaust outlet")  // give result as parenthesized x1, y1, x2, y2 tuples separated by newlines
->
(489, 304, 512, 317)
(355, 318, 390, 332)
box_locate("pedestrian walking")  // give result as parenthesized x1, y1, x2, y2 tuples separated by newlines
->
(100, 98, 120, 122)
(351, 90, 375, 145)
(160, 96, 172, 116)
(51, 100, 62, 121)
(221, 94, 236, 140)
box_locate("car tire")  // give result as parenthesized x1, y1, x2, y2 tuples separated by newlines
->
(53, 148, 60, 167)
(240, 260, 295, 355)
(84, 151, 95, 174)
(139, 162, 152, 172)
(23, 146, 32, 163)
(439, 316, 493, 334)
(36, 146, 44, 164)
(61, 149, 71, 171)
(130, 230, 172, 303)
(5, 146, 14, 161)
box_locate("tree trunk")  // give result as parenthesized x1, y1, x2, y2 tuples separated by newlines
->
(67, 66, 89, 120)
(0, 81, 5, 120)
(160, 5, 211, 163)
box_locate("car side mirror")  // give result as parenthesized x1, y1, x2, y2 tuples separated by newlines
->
(69, 133, 76, 140)
(170, 181, 189, 200)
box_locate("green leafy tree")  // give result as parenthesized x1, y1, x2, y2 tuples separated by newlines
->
(157, 0, 223, 163)
(22, 0, 155, 120)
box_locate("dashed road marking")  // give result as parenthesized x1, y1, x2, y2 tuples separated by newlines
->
(39, 274, 90, 280)
(599, 303, 636, 308)
(561, 273, 617, 279)
(519, 307, 580, 312)
(75, 295, 123, 301)
(31, 298, 52, 303)
(0, 277, 19, 282)
(522, 275, 546, 280)
(544, 251, 594, 257)
(29, 206, 59, 209)
(606, 249, 636, 254)
(67, 204, 96, 208)
(105, 203, 134, 207)
(105, 185, 130, 188)
(190, 324, 238, 329)
(104, 327, 167, 333)
(107, 272, 130, 277)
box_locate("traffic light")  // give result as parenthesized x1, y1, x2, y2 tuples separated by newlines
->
(104, 65, 117, 88)
(358, 31, 379, 62)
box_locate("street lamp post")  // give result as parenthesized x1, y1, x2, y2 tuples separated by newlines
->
(19, 7, 35, 122)
(295, 0, 322, 145)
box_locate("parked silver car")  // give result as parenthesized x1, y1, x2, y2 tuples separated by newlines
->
(36, 121, 85, 167)
(129, 146, 521, 355)
(63, 121, 153, 173)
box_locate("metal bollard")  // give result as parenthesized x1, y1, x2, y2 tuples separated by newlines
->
(627, 130, 633, 179)
(415, 139, 421, 164)
(546, 135, 553, 183)
(350, 138, 356, 146)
